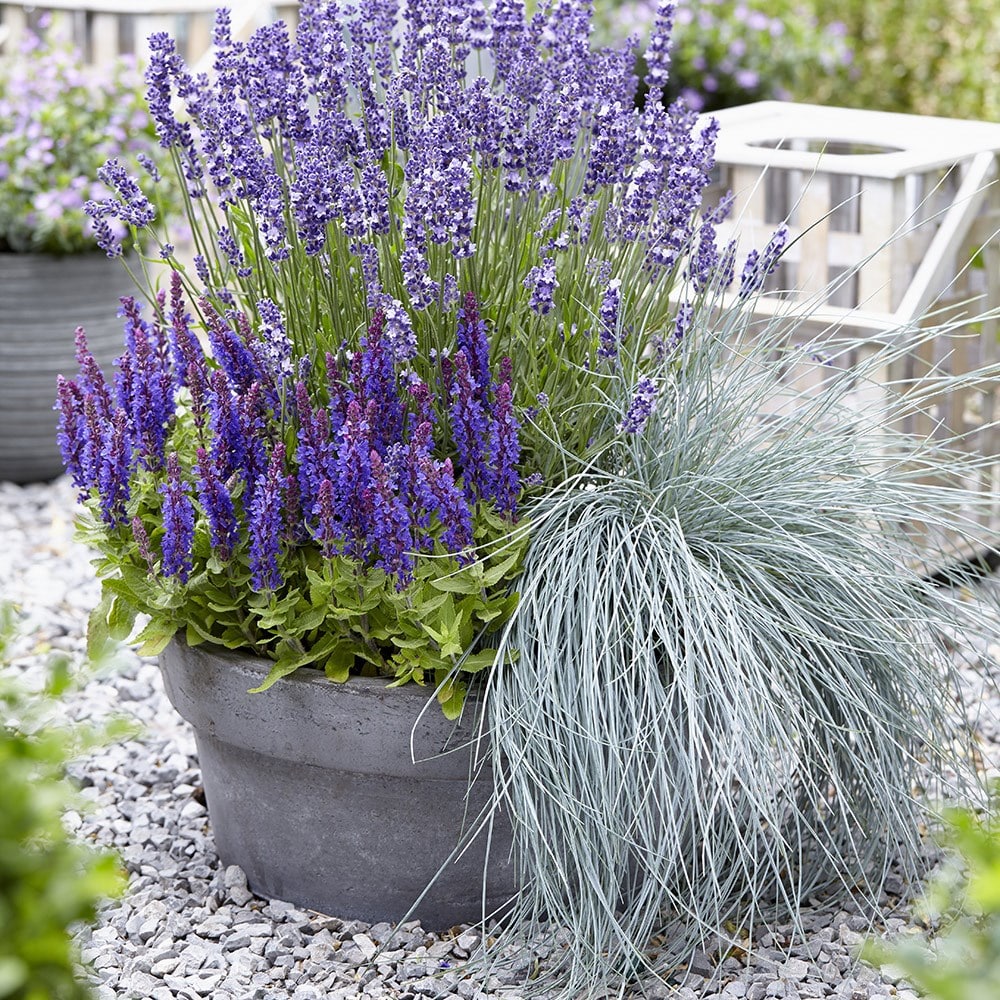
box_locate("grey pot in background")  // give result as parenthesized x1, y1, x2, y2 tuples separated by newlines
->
(158, 640, 518, 929)
(0, 251, 132, 483)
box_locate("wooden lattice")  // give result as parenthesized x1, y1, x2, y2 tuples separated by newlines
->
(707, 101, 1000, 544)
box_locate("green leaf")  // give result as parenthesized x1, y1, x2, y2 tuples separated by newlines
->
(247, 642, 315, 693)
(86, 590, 113, 663)
(133, 617, 178, 657)
(481, 549, 523, 588)
(457, 649, 497, 674)
(323, 644, 356, 683)
(435, 674, 467, 720)
(107, 596, 136, 642)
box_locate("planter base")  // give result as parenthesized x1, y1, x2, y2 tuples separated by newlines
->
(159, 640, 517, 928)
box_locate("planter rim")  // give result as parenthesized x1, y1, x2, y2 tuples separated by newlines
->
(158, 638, 492, 780)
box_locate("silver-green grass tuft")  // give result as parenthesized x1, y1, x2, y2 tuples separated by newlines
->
(471, 295, 1000, 997)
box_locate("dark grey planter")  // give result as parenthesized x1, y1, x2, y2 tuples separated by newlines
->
(0, 251, 134, 483)
(158, 640, 517, 928)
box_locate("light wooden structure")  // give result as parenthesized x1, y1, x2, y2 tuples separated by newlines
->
(707, 101, 1000, 536)
(0, 0, 281, 67)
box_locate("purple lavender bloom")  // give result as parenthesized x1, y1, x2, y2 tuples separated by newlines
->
(217, 225, 252, 278)
(671, 301, 694, 350)
(145, 31, 186, 147)
(690, 219, 719, 293)
(248, 443, 286, 592)
(160, 453, 195, 581)
(739, 225, 789, 298)
(644, 1, 676, 101)
(597, 279, 622, 362)
(619, 376, 660, 435)
(256, 298, 294, 387)
(195, 446, 239, 560)
(96, 159, 157, 228)
(523, 256, 558, 315)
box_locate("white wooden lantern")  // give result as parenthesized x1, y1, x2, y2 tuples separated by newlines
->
(707, 101, 1000, 536)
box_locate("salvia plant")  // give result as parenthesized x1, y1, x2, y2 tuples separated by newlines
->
(60, 277, 527, 715)
(0, 24, 174, 255)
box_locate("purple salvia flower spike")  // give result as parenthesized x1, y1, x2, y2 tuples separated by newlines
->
(195, 446, 239, 561)
(456, 292, 492, 399)
(248, 443, 287, 592)
(450, 351, 490, 501)
(131, 517, 156, 574)
(159, 453, 195, 581)
(366, 449, 415, 587)
(313, 477, 340, 559)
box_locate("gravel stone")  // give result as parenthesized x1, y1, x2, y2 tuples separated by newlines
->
(5, 475, 1000, 1000)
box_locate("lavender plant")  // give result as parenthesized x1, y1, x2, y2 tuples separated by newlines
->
(88, 0, 748, 483)
(594, 0, 853, 111)
(0, 25, 173, 255)
(60, 279, 526, 716)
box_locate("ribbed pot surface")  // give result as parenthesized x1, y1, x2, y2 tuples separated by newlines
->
(158, 640, 518, 929)
(0, 252, 133, 483)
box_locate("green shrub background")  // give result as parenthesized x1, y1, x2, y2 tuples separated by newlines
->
(0, 604, 125, 1000)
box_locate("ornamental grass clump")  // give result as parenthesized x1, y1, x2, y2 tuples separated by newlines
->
(475, 296, 1000, 994)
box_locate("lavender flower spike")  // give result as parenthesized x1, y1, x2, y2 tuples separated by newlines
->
(619, 377, 660, 435)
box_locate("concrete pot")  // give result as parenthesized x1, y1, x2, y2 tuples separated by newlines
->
(158, 640, 517, 928)
(0, 251, 133, 483)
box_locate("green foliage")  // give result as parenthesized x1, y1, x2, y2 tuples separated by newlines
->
(0, 603, 126, 1000)
(592, 0, 851, 112)
(470, 296, 1000, 996)
(0, 28, 175, 254)
(865, 790, 1000, 1000)
(800, 0, 1000, 120)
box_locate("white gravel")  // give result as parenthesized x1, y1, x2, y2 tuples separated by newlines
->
(3, 474, 999, 1000)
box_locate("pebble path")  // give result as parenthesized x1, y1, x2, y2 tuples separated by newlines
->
(3, 475, 999, 1000)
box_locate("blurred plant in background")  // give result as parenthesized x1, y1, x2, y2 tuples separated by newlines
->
(593, 0, 852, 111)
(865, 788, 1000, 1000)
(0, 23, 176, 255)
(0, 602, 126, 1000)
(814, 0, 1000, 121)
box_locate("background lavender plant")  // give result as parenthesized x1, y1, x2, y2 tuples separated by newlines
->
(92, 0, 770, 485)
(0, 23, 174, 255)
(593, 0, 852, 112)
